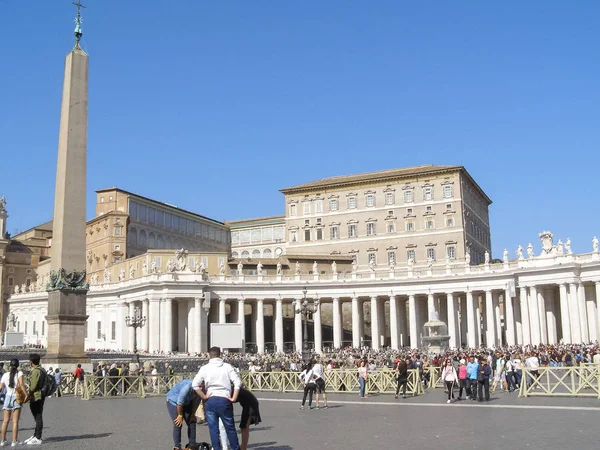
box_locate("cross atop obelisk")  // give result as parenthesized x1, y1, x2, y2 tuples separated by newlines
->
(73, 0, 86, 49)
(45, 2, 91, 364)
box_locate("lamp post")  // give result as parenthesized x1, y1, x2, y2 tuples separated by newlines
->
(294, 286, 320, 363)
(125, 306, 146, 364)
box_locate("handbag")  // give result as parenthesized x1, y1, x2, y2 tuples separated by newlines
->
(195, 400, 205, 422)
(15, 385, 29, 404)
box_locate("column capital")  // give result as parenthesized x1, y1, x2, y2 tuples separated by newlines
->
(238, 297, 245, 303)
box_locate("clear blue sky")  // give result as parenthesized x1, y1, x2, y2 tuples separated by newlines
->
(1, 1, 599, 257)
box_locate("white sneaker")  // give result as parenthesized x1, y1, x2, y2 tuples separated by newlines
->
(24, 437, 35, 444)
(447, 399, 451, 404)
(26, 437, 42, 445)
(0, 441, 7, 447)
(11, 442, 22, 447)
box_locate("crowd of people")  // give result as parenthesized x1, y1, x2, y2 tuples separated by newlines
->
(0, 342, 598, 448)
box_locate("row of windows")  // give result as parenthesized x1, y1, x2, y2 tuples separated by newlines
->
(231, 226, 285, 245)
(232, 248, 284, 259)
(93, 321, 116, 341)
(16, 320, 45, 336)
(367, 246, 457, 266)
(290, 186, 454, 216)
(129, 200, 229, 244)
(291, 216, 455, 242)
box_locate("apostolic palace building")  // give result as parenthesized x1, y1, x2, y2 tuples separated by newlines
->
(1, 164, 600, 354)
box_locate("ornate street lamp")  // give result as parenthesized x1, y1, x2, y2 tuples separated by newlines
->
(294, 286, 320, 363)
(125, 306, 146, 364)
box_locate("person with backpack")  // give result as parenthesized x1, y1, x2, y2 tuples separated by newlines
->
(73, 364, 85, 397)
(25, 353, 46, 445)
(0, 358, 26, 446)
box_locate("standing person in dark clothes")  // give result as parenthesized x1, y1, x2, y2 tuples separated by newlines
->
(26, 354, 45, 445)
(236, 387, 261, 450)
(477, 358, 492, 402)
(395, 358, 409, 399)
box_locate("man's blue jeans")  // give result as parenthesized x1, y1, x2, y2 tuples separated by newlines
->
(205, 396, 240, 450)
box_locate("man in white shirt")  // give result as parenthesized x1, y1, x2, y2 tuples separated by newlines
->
(193, 347, 242, 450)
(310, 359, 328, 409)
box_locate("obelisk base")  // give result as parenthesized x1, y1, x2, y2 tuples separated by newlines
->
(44, 290, 89, 371)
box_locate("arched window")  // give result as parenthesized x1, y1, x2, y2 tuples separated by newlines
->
(157, 235, 165, 249)
(128, 227, 138, 246)
(241, 251, 250, 259)
(148, 232, 156, 248)
(252, 250, 261, 259)
(263, 249, 272, 259)
(139, 229, 147, 247)
(231, 251, 239, 259)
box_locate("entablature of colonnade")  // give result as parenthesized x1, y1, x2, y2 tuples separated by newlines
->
(7, 252, 600, 306)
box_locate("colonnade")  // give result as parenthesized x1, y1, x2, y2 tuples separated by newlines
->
(8, 281, 600, 353)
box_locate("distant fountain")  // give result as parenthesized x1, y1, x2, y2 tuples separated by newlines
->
(421, 312, 450, 353)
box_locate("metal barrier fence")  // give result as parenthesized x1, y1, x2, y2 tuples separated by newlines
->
(243, 369, 424, 396)
(73, 369, 424, 398)
(519, 365, 600, 399)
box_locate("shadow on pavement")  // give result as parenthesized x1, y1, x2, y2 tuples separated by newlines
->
(44, 432, 112, 442)
(249, 443, 292, 450)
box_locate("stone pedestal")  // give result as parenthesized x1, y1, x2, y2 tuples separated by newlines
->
(45, 290, 88, 360)
(3, 331, 24, 348)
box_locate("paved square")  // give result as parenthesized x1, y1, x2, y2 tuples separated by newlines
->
(6, 392, 600, 449)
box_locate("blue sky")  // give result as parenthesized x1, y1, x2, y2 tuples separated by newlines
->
(1, 1, 599, 257)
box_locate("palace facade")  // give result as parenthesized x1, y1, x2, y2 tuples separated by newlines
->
(2, 165, 600, 352)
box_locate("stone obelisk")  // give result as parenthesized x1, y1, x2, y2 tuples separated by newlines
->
(45, 2, 89, 364)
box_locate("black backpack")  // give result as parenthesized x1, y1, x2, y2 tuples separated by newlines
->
(40, 369, 57, 398)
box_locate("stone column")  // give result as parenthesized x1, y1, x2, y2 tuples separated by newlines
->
(446, 293, 458, 349)
(466, 291, 476, 348)
(314, 299, 322, 354)
(142, 298, 150, 351)
(389, 295, 399, 350)
(427, 293, 436, 321)
(494, 292, 501, 346)
(577, 283, 589, 343)
(128, 302, 135, 351)
(275, 298, 284, 353)
(238, 298, 246, 349)
(163, 298, 173, 352)
(475, 295, 482, 346)
(558, 284, 571, 343)
(294, 299, 302, 353)
(219, 299, 226, 324)
(459, 295, 468, 347)
(409, 294, 418, 349)
(545, 288, 557, 344)
(256, 298, 265, 353)
(357, 300, 365, 345)
(519, 287, 530, 346)
(568, 283, 581, 343)
(377, 298, 386, 347)
(504, 289, 515, 346)
(332, 297, 342, 349)
(351, 297, 360, 348)
(194, 297, 202, 354)
(485, 290, 495, 347)
(537, 289, 548, 345)
(596, 282, 600, 342)
(586, 288, 597, 343)
(398, 297, 408, 348)
(370, 296, 380, 350)
(149, 298, 160, 352)
(117, 302, 127, 351)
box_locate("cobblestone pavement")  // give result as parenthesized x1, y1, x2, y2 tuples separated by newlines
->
(3, 391, 600, 449)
